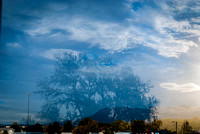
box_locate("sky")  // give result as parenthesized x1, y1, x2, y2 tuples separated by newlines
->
(1, 0, 200, 124)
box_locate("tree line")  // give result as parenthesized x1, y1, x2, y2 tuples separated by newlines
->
(5, 117, 196, 134)
(6, 118, 163, 134)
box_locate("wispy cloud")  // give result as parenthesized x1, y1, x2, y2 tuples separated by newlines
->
(25, 16, 198, 58)
(25, 18, 141, 52)
(21, 0, 200, 58)
(160, 82, 200, 93)
(39, 49, 80, 60)
(6, 42, 21, 48)
(167, 0, 200, 14)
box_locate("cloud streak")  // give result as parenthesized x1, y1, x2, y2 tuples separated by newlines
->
(6, 42, 21, 48)
(39, 49, 80, 60)
(160, 82, 200, 93)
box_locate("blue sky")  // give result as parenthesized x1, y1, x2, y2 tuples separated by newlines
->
(1, 0, 200, 124)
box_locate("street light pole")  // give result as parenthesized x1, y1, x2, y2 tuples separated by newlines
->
(27, 93, 31, 126)
(172, 121, 178, 134)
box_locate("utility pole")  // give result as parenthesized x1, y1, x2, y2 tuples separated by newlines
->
(172, 121, 178, 134)
(27, 93, 31, 126)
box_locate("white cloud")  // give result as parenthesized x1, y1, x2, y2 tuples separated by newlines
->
(24, 0, 200, 58)
(127, 0, 200, 58)
(39, 49, 80, 60)
(191, 17, 200, 23)
(65, 19, 141, 52)
(146, 36, 197, 58)
(169, 0, 200, 13)
(26, 17, 141, 52)
(160, 82, 200, 93)
(145, 15, 198, 58)
(27, 16, 198, 58)
(6, 42, 21, 48)
(154, 16, 191, 34)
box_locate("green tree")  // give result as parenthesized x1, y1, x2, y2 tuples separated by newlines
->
(26, 123, 43, 132)
(63, 120, 73, 132)
(11, 122, 21, 132)
(33, 123, 43, 132)
(53, 121, 60, 134)
(131, 120, 147, 132)
(98, 123, 113, 134)
(111, 120, 130, 132)
(104, 128, 114, 134)
(73, 118, 99, 134)
(78, 118, 92, 126)
(148, 120, 162, 131)
(72, 126, 86, 134)
(87, 120, 99, 132)
(47, 124, 54, 134)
